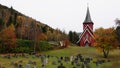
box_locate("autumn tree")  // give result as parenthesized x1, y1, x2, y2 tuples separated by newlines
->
(16, 16, 26, 39)
(94, 27, 119, 58)
(0, 24, 16, 53)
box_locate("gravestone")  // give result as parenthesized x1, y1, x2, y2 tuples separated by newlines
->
(45, 58, 48, 64)
(76, 62, 80, 66)
(10, 61, 14, 65)
(72, 66, 76, 68)
(52, 61, 57, 65)
(57, 63, 66, 68)
(18, 64, 23, 68)
(32, 55, 36, 58)
(32, 61, 36, 65)
(60, 56, 63, 60)
(64, 57, 70, 62)
(85, 63, 91, 68)
(26, 64, 30, 68)
(28, 60, 32, 64)
(33, 66, 36, 68)
(41, 64, 45, 68)
(58, 58, 62, 63)
(14, 63, 18, 67)
(71, 61, 74, 65)
(70, 56, 73, 62)
(81, 63, 85, 68)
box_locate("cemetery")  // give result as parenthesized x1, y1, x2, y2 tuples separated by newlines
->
(0, 1, 120, 68)
(0, 46, 120, 68)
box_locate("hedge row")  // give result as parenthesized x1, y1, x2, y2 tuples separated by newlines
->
(0, 39, 54, 53)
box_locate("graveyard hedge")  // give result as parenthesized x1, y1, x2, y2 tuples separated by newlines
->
(16, 39, 54, 53)
(38, 41, 54, 51)
(0, 39, 54, 53)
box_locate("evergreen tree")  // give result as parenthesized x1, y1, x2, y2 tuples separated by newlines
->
(68, 31, 79, 44)
(7, 16, 13, 27)
(115, 19, 120, 48)
(0, 18, 4, 31)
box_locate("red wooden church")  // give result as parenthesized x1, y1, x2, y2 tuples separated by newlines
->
(77, 7, 94, 46)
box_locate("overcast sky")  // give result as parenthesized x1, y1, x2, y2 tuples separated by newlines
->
(0, 0, 120, 33)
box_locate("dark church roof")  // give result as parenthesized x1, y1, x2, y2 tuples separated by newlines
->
(83, 7, 93, 23)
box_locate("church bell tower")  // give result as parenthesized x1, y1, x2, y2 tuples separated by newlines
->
(78, 6, 94, 46)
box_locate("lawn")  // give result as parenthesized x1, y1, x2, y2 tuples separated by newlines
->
(0, 46, 120, 68)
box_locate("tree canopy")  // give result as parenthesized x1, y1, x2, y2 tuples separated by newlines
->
(94, 27, 119, 58)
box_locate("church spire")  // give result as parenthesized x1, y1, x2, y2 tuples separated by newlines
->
(84, 6, 92, 23)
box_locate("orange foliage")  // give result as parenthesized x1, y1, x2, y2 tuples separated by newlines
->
(38, 33, 47, 41)
(63, 38, 70, 48)
(0, 24, 16, 50)
(94, 27, 119, 53)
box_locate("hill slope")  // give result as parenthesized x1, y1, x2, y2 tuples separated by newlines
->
(0, 4, 67, 41)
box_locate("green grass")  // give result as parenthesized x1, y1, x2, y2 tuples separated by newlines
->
(0, 46, 120, 68)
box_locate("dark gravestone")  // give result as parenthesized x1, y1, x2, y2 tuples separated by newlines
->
(14, 63, 18, 67)
(60, 57, 63, 60)
(76, 63, 80, 66)
(77, 54, 82, 59)
(18, 64, 23, 68)
(58, 58, 62, 63)
(47, 55, 50, 58)
(81, 63, 85, 68)
(71, 61, 74, 65)
(42, 64, 45, 68)
(107, 59, 111, 62)
(85, 58, 91, 63)
(74, 58, 78, 64)
(95, 61, 99, 66)
(32, 61, 36, 65)
(64, 57, 70, 62)
(28, 60, 33, 64)
(7, 55, 11, 59)
(72, 66, 76, 68)
(57, 63, 66, 68)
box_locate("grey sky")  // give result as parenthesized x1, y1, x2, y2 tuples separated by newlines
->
(0, 0, 120, 33)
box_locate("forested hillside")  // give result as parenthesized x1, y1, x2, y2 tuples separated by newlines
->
(0, 4, 67, 40)
(0, 4, 68, 53)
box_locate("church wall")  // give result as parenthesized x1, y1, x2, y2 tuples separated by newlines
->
(79, 29, 94, 46)
(83, 23, 93, 30)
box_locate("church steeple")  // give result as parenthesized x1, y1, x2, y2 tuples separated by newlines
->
(77, 5, 94, 47)
(84, 6, 93, 23)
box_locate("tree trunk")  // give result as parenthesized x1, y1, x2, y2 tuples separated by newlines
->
(103, 48, 109, 58)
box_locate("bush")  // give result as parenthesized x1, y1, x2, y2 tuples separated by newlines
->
(0, 39, 54, 53)
(37, 41, 54, 51)
(15, 40, 54, 53)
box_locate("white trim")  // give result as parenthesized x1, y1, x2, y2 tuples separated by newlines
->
(77, 26, 94, 43)
(84, 24, 93, 32)
(84, 38, 90, 44)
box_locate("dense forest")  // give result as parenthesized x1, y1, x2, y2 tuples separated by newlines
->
(0, 4, 68, 53)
